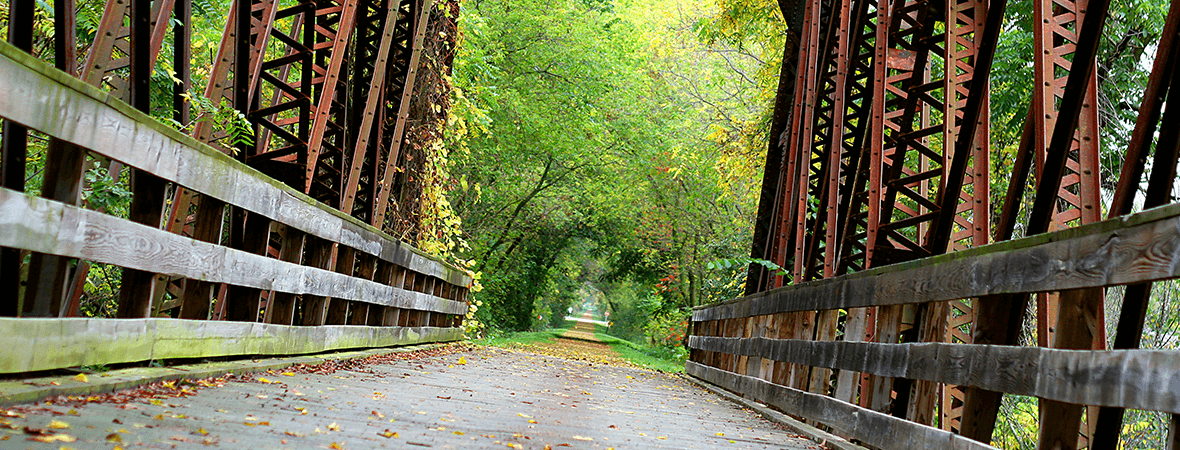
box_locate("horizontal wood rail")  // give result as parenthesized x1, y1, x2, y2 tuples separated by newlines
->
(689, 336, 1180, 414)
(0, 318, 460, 374)
(0, 42, 470, 287)
(694, 202, 1180, 321)
(0, 189, 467, 316)
(0, 38, 471, 373)
(686, 361, 995, 450)
(688, 201, 1180, 448)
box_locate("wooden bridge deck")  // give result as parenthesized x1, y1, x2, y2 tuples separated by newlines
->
(1, 345, 820, 450)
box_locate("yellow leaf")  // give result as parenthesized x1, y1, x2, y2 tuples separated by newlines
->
(196, 428, 208, 436)
(328, 443, 344, 450)
(715, 432, 725, 436)
(378, 430, 398, 438)
(72, 374, 88, 383)
(457, 357, 467, 365)
(527, 420, 537, 424)
(31, 434, 76, 443)
(47, 420, 70, 429)
(452, 431, 465, 435)
(506, 444, 523, 449)
(106, 433, 122, 443)
(257, 377, 274, 384)
(327, 422, 341, 431)
(281, 372, 295, 376)
(517, 413, 531, 418)
(573, 435, 593, 441)
(152, 415, 164, 421)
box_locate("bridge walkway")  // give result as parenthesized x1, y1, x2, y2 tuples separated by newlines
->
(2, 344, 819, 450)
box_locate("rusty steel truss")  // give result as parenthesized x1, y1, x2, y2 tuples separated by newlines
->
(3, 0, 444, 321)
(741, 0, 1168, 442)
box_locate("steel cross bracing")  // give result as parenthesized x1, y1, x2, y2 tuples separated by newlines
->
(21, 0, 440, 317)
(747, 0, 1105, 432)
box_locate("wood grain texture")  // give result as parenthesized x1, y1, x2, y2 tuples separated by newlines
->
(692, 201, 1180, 322)
(0, 188, 468, 316)
(0, 41, 471, 289)
(687, 335, 1180, 414)
(0, 317, 462, 373)
(685, 361, 997, 450)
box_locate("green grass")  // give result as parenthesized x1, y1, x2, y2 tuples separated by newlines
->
(471, 321, 688, 373)
(594, 331, 687, 373)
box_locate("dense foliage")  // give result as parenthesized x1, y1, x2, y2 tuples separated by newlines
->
(449, 0, 766, 342)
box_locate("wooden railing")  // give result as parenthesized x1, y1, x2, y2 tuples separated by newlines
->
(0, 40, 471, 374)
(687, 202, 1180, 449)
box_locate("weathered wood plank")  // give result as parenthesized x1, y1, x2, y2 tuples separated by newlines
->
(0, 40, 471, 288)
(179, 196, 226, 320)
(0, 317, 462, 373)
(687, 335, 1180, 414)
(0, 188, 467, 315)
(692, 202, 1180, 322)
(685, 361, 997, 450)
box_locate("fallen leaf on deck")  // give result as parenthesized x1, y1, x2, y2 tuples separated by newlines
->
(378, 430, 398, 438)
(28, 434, 76, 443)
(72, 374, 88, 383)
(47, 420, 69, 429)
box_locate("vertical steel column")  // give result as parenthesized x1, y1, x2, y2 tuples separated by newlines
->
(0, 0, 35, 315)
(116, 0, 170, 318)
(1029, 0, 1106, 359)
(805, 0, 855, 398)
(1090, 0, 1180, 447)
(929, 0, 996, 429)
(787, 0, 822, 391)
(21, 0, 87, 317)
(745, 24, 801, 295)
(341, 0, 401, 218)
(372, 0, 434, 228)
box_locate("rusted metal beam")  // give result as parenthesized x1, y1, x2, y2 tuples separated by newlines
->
(0, 0, 34, 315)
(1091, 4, 1180, 446)
(341, 0, 403, 215)
(117, 0, 170, 318)
(372, 0, 434, 229)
